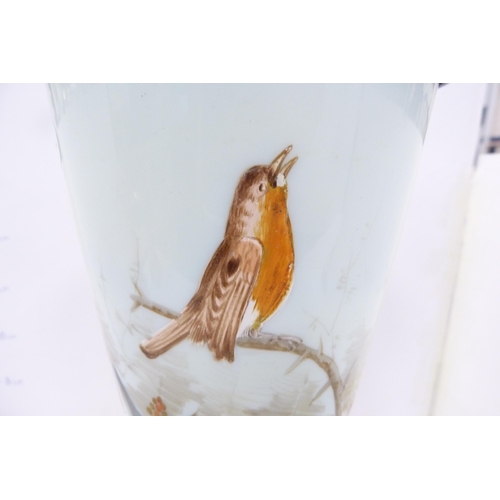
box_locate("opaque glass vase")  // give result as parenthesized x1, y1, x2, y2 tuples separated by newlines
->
(49, 84, 437, 415)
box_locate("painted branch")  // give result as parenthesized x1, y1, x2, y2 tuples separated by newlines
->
(131, 293, 344, 415)
(131, 293, 178, 319)
(236, 335, 343, 415)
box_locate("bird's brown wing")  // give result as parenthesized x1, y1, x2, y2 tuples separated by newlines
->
(140, 237, 262, 362)
(188, 237, 262, 362)
(140, 240, 231, 359)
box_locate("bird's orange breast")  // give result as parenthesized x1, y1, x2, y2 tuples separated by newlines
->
(252, 188, 294, 327)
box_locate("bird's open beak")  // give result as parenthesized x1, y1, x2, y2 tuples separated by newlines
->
(269, 145, 298, 184)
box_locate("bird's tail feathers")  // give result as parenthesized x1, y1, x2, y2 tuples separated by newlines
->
(140, 314, 193, 359)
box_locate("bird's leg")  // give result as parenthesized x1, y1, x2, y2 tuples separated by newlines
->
(243, 326, 303, 349)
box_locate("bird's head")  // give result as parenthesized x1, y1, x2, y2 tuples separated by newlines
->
(226, 146, 298, 236)
(233, 145, 298, 205)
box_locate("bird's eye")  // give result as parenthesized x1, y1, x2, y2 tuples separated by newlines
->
(258, 182, 267, 192)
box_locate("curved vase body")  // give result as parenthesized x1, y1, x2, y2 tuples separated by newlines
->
(50, 84, 436, 415)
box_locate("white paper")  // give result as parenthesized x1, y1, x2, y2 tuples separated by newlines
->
(433, 153, 500, 415)
(0, 83, 125, 415)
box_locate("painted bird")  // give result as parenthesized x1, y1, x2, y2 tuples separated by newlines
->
(140, 145, 298, 362)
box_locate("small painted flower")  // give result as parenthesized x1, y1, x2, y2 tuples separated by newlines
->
(146, 396, 167, 416)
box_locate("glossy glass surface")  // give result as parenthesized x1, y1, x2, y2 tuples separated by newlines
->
(50, 84, 436, 415)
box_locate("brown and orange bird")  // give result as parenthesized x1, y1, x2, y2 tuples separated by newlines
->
(140, 145, 298, 362)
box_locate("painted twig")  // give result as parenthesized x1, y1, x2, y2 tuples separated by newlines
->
(131, 292, 344, 415)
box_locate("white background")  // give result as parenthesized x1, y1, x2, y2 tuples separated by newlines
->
(0, 84, 125, 415)
(1, 3, 499, 499)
